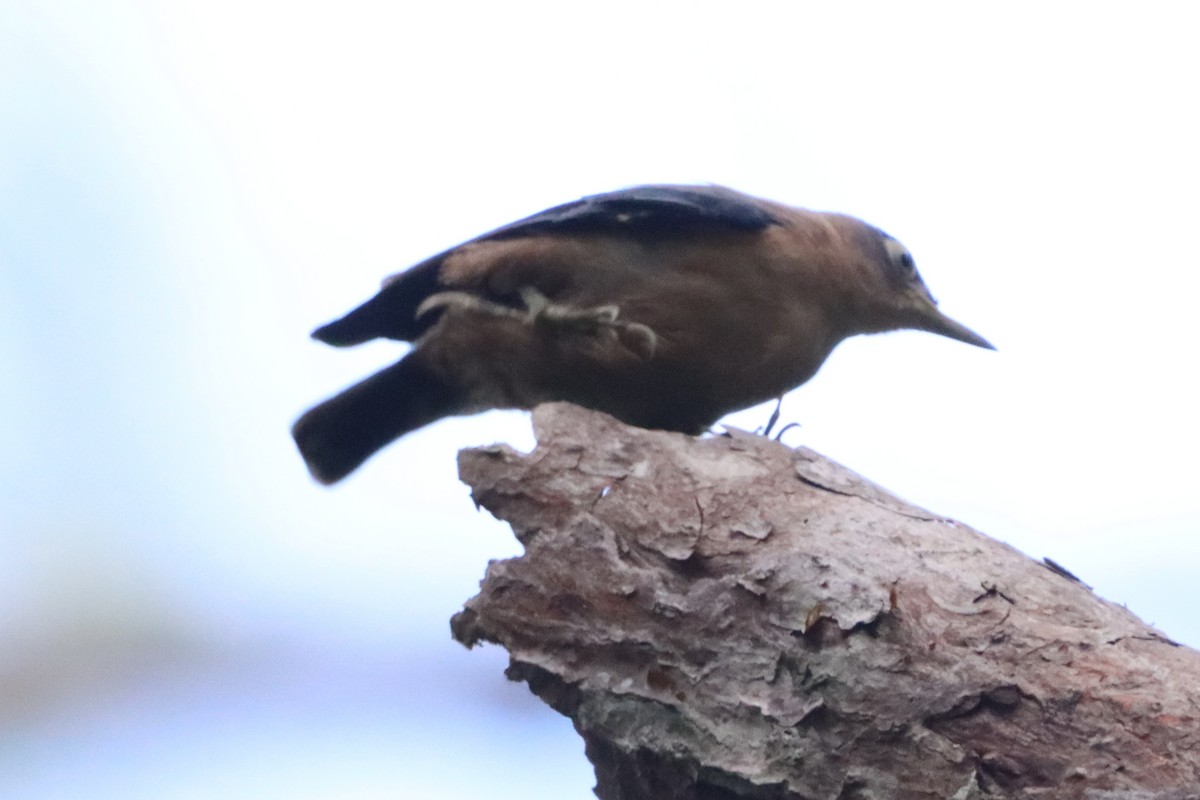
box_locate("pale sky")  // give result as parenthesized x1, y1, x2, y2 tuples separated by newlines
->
(2, 3, 1198, 798)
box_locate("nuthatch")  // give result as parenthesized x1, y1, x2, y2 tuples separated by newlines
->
(293, 185, 993, 484)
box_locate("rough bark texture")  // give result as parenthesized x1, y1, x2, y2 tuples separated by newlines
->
(450, 404, 1200, 800)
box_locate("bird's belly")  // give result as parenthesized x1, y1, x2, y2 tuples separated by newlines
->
(425, 299, 830, 433)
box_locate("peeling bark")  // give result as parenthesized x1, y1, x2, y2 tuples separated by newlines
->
(450, 404, 1200, 800)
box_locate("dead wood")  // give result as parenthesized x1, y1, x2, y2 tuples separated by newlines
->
(450, 403, 1200, 800)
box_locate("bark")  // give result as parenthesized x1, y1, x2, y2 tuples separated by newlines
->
(450, 403, 1200, 800)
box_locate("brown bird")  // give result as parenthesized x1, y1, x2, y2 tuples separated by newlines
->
(293, 184, 993, 484)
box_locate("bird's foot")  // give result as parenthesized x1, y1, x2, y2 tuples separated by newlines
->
(761, 397, 784, 437)
(417, 288, 658, 360)
(759, 396, 802, 441)
(416, 291, 518, 322)
(517, 288, 658, 360)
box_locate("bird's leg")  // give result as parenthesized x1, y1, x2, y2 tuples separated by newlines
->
(759, 396, 802, 441)
(516, 287, 658, 359)
(417, 287, 658, 360)
(520, 287, 662, 359)
(761, 396, 784, 438)
(415, 291, 525, 322)
(517, 286, 617, 329)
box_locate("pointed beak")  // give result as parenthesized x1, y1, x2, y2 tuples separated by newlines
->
(914, 306, 996, 350)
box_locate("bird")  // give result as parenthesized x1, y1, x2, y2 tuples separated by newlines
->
(293, 184, 993, 484)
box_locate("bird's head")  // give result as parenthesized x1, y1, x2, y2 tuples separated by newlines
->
(855, 230, 995, 350)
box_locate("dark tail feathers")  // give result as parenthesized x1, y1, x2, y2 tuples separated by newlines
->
(292, 355, 461, 484)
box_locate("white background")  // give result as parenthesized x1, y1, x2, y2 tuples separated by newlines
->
(2, 3, 1197, 798)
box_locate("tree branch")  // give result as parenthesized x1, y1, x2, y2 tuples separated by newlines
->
(451, 404, 1200, 799)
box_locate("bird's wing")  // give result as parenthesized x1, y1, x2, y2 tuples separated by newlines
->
(311, 185, 781, 346)
(477, 184, 781, 241)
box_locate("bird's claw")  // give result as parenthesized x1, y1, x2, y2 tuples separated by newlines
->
(416, 291, 513, 321)
(517, 287, 617, 329)
(760, 396, 801, 441)
(520, 288, 657, 360)
(416, 287, 658, 360)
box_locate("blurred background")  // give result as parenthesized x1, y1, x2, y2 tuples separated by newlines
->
(2, 2, 1197, 797)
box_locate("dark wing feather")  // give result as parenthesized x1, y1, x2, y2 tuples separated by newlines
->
(311, 257, 442, 345)
(478, 184, 780, 241)
(311, 185, 779, 346)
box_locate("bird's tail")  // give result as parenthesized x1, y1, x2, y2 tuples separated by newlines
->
(292, 355, 462, 484)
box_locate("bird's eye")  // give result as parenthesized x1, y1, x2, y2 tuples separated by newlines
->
(883, 238, 918, 277)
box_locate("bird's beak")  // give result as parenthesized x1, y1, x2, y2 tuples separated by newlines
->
(913, 305, 996, 350)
